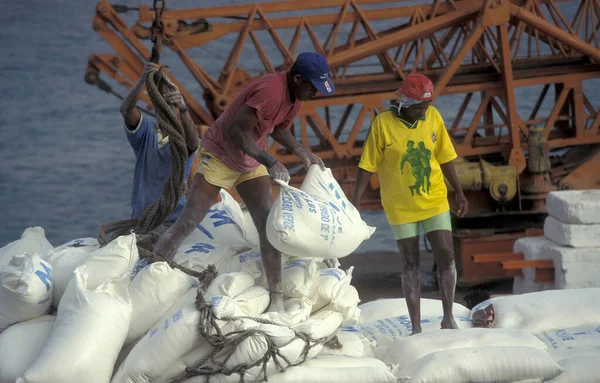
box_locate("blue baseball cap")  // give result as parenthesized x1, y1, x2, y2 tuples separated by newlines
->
(294, 52, 336, 96)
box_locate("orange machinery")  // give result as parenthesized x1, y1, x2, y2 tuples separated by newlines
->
(84, 0, 600, 286)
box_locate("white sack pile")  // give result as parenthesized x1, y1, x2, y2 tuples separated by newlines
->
(0, 166, 384, 381)
(3, 169, 598, 382)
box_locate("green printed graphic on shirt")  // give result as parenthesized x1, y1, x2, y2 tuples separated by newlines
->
(400, 140, 434, 196)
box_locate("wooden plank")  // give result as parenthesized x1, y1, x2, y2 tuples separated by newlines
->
(472, 252, 524, 263)
(534, 267, 555, 284)
(502, 259, 554, 270)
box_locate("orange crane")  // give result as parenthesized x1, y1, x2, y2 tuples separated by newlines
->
(85, 0, 600, 286)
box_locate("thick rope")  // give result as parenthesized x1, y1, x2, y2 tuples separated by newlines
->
(135, 69, 188, 234)
(168, 280, 339, 383)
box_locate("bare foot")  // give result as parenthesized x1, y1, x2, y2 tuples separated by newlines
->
(410, 327, 422, 336)
(267, 291, 285, 313)
(441, 317, 459, 330)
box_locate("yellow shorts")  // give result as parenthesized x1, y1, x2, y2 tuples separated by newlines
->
(196, 148, 269, 190)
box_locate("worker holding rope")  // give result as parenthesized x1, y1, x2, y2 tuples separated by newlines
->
(153, 52, 336, 312)
(120, 62, 199, 231)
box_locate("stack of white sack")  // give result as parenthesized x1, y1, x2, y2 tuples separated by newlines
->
(113, 270, 367, 383)
(513, 190, 600, 294)
(267, 165, 375, 259)
(40, 190, 268, 311)
(469, 288, 600, 382)
(1, 166, 385, 381)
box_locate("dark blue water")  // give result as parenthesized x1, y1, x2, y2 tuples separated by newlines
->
(0, 0, 595, 254)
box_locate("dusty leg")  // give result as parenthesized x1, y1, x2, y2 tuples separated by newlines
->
(153, 173, 221, 258)
(397, 236, 422, 335)
(236, 176, 283, 313)
(426, 229, 458, 329)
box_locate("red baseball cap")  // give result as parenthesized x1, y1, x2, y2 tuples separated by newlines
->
(394, 74, 434, 102)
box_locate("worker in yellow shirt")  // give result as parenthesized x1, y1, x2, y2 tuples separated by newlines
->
(351, 74, 468, 335)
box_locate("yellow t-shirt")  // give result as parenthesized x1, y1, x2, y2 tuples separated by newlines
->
(358, 106, 457, 225)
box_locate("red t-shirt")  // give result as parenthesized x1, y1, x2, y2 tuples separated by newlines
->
(202, 71, 302, 172)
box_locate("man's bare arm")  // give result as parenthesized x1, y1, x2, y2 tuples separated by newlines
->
(440, 160, 469, 217)
(119, 79, 144, 129)
(225, 104, 263, 158)
(180, 109, 200, 153)
(120, 63, 160, 129)
(351, 168, 373, 208)
(270, 125, 304, 154)
(271, 124, 326, 170)
(226, 104, 289, 181)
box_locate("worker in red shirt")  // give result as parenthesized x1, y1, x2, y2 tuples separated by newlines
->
(153, 52, 336, 312)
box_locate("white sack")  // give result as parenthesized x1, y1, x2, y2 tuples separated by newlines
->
(547, 354, 600, 383)
(358, 298, 470, 323)
(232, 286, 270, 316)
(0, 315, 55, 383)
(309, 267, 355, 312)
(219, 249, 290, 287)
(294, 310, 343, 340)
(173, 190, 252, 271)
(383, 328, 547, 373)
(318, 284, 361, 323)
(219, 249, 264, 283)
(158, 343, 215, 382)
(319, 328, 375, 358)
(395, 346, 563, 383)
(48, 234, 139, 307)
(179, 338, 311, 383)
(53, 237, 99, 252)
(82, 233, 139, 287)
(211, 286, 270, 319)
(470, 289, 600, 332)
(205, 272, 255, 301)
(0, 227, 53, 270)
(0, 254, 53, 332)
(266, 166, 375, 259)
(535, 324, 600, 359)
(281, 258, 321, 298)
(125, 261, 196, 344)
(268, 355, 396, 383)
(43, 246, 91, 306)
(344, 315, 472, 348)
(19, 266, 131, 383)
(112, 301, 204, 383)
